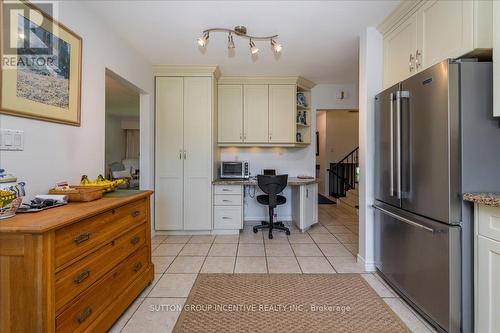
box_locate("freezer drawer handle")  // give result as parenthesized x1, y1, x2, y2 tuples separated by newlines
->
(372, 205, 434, 233)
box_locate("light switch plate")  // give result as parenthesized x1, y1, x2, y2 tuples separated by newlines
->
(0, 129, 24, 151)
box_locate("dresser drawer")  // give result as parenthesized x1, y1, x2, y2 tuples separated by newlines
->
(478, 205, 500, 242)
(56, 246, 148, 333)
(54, 199, 147, 268)
(214, 206, 242, 229)
(55, 224, 146, 312)
(214, 185, 242, 195)
(214, 194, 242, 206)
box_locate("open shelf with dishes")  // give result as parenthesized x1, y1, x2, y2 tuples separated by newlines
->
(295, 87, 311, 145)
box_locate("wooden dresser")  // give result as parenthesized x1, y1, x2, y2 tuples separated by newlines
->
(0, 191, 154, 333)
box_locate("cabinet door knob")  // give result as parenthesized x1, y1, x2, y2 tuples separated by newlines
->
(409, 54, 415, 72)
(133, 261, 143, 272)
(415, 49, 422, 69)
(74, 232, 91, 244)
(131, 210, 140, 218)
(75, 306, 92, 324)
(130, 236, 141, 245)
(73, 269, 91, 284)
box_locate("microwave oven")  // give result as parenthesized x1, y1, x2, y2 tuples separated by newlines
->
(220, 161, 250, 179)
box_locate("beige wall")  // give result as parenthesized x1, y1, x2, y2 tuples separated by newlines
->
(316, 110, 359, 195)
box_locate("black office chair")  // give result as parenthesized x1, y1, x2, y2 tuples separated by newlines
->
(253, 174, 290, 239)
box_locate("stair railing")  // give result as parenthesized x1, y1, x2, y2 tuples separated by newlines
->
(327, 147, 359, 198)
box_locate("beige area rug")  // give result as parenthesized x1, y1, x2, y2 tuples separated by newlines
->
(172, 274, 410, 333)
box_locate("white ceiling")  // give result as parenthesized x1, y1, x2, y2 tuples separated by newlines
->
(86, 1, 398, 84)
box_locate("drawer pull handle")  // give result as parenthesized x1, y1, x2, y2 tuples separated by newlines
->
(131, 210, 140, 218)
(222, 189, 231, 191)
(133, 261, 143, 272)
(75, 306, 92, 324)
(74, 232, 91, 244)
(130, 236, 141, 245)
(73, 270, 90, 284)
(222, 200, 231, 202)
(222, 216, 232, 220)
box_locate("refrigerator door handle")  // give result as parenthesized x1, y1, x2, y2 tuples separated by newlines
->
(395, 90, 410, 199)
(373, 204, 435, 233)
(389, 92, 395, 197)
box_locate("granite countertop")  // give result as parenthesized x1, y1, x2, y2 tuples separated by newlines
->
(213, 177, 318, 186)
(463, 193, 500, 207)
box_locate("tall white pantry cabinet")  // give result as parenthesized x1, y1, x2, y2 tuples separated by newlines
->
(154, 67, 219, 231)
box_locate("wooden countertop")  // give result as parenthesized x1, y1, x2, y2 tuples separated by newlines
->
(0, 190, 153, 234)
(213, 177, 318, 186)
(463, 193, 500, 208)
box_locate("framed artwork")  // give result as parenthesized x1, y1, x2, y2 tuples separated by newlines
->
(0, 0, 82, 126)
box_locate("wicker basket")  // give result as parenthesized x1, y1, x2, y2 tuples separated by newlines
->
(48, 186, 103, 202)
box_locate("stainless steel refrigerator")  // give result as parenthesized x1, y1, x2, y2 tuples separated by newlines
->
(374, 60, 500, 333)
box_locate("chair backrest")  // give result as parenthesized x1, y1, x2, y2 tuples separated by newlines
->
(257, 175, 288, 208)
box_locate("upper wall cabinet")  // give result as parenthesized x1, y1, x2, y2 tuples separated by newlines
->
(217, 76, 315, 147)
(218, 85, 243, 142)
(244, 85, 269, 143)
(380, 0, 493, 89)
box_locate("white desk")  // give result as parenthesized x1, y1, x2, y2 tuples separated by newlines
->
(212, 178, 318, 232)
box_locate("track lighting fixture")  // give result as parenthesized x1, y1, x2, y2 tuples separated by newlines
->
(271, 39, 282, 53)
(227, 33, 235, 49)
(197, 26, 281, 56)
(249, 39, 259, 55)
(197, 32, 209, 47)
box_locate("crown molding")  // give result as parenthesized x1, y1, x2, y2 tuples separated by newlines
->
(377, 0, 423, 35)
(153, 65, 221, 78)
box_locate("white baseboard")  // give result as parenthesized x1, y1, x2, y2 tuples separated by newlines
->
(154, 230, 239, 236)
(357, 254, 376, 272)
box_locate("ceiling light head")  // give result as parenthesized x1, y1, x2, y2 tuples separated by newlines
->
(227, 33, 235, 49)
(197, 32, 209, 47)
(249, 39, 259, 55)
(271, 39, 282, 53)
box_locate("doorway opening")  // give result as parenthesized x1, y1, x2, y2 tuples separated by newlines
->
(105, 70, 141, 190)
(315, 109, 359, 256)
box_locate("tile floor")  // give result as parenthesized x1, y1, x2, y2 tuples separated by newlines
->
(110, 202, 436, 333)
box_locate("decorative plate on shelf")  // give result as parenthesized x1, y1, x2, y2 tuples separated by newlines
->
(297, 93, 306, 107)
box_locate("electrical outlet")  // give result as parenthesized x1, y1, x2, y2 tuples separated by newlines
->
(0, 129, 24, 151)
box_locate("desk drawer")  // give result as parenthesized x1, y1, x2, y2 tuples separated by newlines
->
(55, 224, 146, 312)
(54, 199, 147, 268)
(214, 195, 242, 206)
(214, 185, 242, 195)
(478, 205, 500, 242)
(214, 206, 242, 229)
(56, 246, 148, 333)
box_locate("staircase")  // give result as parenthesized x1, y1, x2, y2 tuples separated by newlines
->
(327, 147, 359, 209)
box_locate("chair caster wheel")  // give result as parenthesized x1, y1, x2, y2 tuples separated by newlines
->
(269, 234, 273, 239)
(286, 230, 291, 235)
(253, 228, 258, 233)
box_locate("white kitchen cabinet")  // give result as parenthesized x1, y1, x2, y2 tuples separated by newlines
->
(380, 0, 493, 89)
(155, 77, 184, 230)
(292, 183, 318, 231)
(218, 85, 243, 143)
(217, 76, 315, 147)
(269, 84, 296, 143)
(183, 77, 213, 230)
(244, 85, 269, 143)
(383, 14, 418, 87)
(213, 185, 243, 230)
(155, 72, 216, 231)
(494, 0, 500, 117)
(475, 204, 500, 333)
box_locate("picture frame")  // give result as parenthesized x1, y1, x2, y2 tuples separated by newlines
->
(0, 0, 82, 126)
